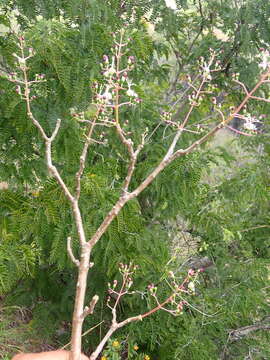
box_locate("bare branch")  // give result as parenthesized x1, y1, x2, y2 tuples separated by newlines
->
(67, 237, 80, 267)
(78, 119, 113, 127)
(88, 126, 184, 248)
(249, 95, 270, 102)
(214, 107, 225, 123)
(229, 321, 270, 342)
(122, 131, 146, 194)
(16, 37, 74, 203)
(88, 76, 226, 249)
(75, 109, 101, 200)
(233, 79, 249, 95)
(233, 78, 270, 102)
(225, 125, 254, 136)
(172, 67, 270, 160)
(45, 142, 74, 203)
(50, 118, 61, 141)
(61, 320, 104, 350)
(239, 224, 270, 232)
(89, 269, 194, 360)
(115, 122, 134, 157)
(180, 75, 207, 130)
(82, 295, 99, 318)
(89, 326, 117, 360)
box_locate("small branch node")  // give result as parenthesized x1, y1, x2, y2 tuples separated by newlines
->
(67, 237, 80, 267)
(82, 295, 99, 318)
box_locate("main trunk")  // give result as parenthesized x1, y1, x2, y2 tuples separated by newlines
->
(70, 245, 91, 360)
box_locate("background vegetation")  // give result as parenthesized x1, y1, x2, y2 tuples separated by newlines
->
(0, 0, 269, 359)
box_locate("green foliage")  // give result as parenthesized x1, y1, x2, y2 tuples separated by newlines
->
(101, 337, 152, 360)
(0, 1, 270, 359)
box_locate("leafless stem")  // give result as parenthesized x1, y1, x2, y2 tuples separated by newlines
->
(225, 125, 253, 136)
(89, 326, 117, 360)
(67, 237, 80, 267)
(233, 69, 270, 101)
(61, 320, 104, 350)
(17, 37, 74, 203)
(172, 67, 270, 160)
(214, 107, 225, 123)
(122, 132, 146, 194)
(82, 295, 99, 318)
(75, 108, 101, 200)
(249, 95, 270, 102)
(229, 322, 270, 342)
(180, 76, 206, 129)
(233, 79, 250, 95)
(78, 119, 113, 127)
(15, 36, 90, 360)
(239, 224, 270, 232)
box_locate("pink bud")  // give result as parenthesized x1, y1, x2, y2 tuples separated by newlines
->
(177, 302, 183, 311)
(188, 269, 195, 276)
(128, 56, 135, 64)
(103, 55, 109, 63)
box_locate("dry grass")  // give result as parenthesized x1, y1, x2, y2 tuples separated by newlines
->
(0, 302, 55, 359)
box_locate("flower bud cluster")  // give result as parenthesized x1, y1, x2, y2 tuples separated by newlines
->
(161, 111, 172, 122)
(7, 40, 46, 102)
(242, 113, 260, 132)
(147, 283, 157, 295)
(119, 262, 138, 274)
(176, 301, 184, 314)
(199, 51, 220, 82)
(95, 30, 141, 110)
(199, 56, 212, 81)
(35, 73, 45, 80)
(106, 263, 139, 309)
(13, 44, 35, 69)
(147, 268, 202, 316)
(188, 92, 203, 107)
(232, 73, 240, 81)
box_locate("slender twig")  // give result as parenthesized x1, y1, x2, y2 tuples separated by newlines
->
(225, 125, 253, 136)
(233, 79, 249, 95)
(122, 132, 146, 194)
(75, 108, 101, 200)
(239, 224, 270, 232)
(61, 321, 104, 350)
(229, 322, 270, 341)
(180, 67, 211, 130)
(234, 78, 270, 102)
(249, 95, 270, 102)
(17, 37, 74, 203)
(67, 237, 80, 267)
